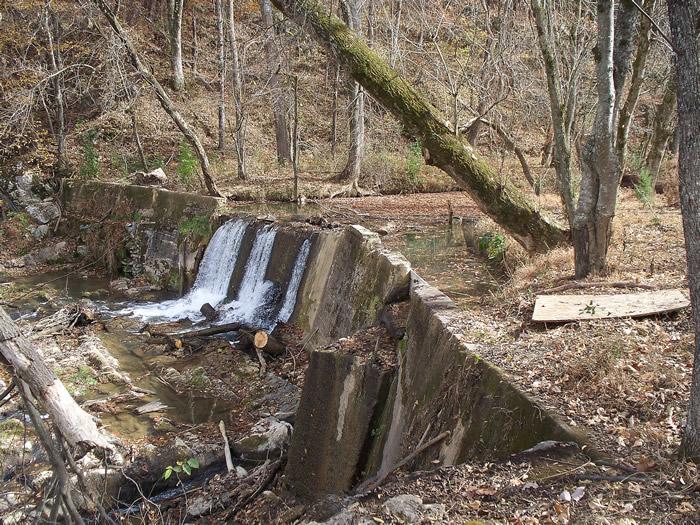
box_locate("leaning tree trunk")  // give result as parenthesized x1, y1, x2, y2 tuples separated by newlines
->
(336, 0, 365, 186)
(91, 0, 222, 197)
(168, 0, 185, 91)
(227, 0, 248, 180)
(667, 0, 700, 461)
(0, 308, 114, 457)
(270, 0, 567, 253)
(646, 74, 677, 189)
(261, 0, 292, 164)
(572, 0, 617, 278)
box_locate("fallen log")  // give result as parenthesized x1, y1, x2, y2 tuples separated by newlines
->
(269, 0, 568, 253)
(0, 307, 114, 457)
(239, 329, 286, 357)
(200, 302, 219, 322)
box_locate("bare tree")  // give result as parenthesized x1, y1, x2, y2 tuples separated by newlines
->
(43, 1, 66, 171)
(646, 73, 677, 189)
(667, 0, 700, 461)
(335, 0, 366, 193)
(227, 0, 247, 180)
(216, 0, 226, 152)
(168, 0, 185, 91)
(90, 0, 222, 196)
(261, 0, 292, 164)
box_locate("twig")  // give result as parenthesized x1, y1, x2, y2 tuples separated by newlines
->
(355, 431, 450, 494)
(219, 420, 234, 473)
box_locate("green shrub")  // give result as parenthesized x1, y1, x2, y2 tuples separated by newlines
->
(634, 167, 654, 205)
(176, 140, 199, 190)
(405, 140, 424, 189)
(79, 130, 100, 179)
(179, 215, 211, 238)
(478, 232, 507, 261)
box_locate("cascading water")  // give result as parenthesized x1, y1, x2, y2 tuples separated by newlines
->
(123, 219, 247, 321)
(218, 225, 279, 328)
(120, 220, 311, 330)
(278, 239, 311, 323)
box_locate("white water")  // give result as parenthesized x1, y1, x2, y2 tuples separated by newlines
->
(123, 219, 247, 322)
(218, 225, 278, 328)
(278, 239, 311, 323)
(120, 221, 311, 330)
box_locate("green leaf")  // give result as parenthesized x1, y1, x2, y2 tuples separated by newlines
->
(163, 468, 172, 480)
(182, 464, 191, 476)
(187, 458, 200, 469)
(172, 465, 182, 473)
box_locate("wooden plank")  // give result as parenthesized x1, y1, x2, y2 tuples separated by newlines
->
(532, 289, 690, 322)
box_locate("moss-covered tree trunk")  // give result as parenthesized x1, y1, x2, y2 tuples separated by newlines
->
(270, 0, 568, 253)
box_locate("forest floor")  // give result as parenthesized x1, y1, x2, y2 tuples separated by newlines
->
(0, 188, 698, 523)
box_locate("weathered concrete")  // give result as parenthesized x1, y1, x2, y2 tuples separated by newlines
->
(292, 225, 411, 345)
(285, 348, 394, 497)
(60, 181, 224, 289)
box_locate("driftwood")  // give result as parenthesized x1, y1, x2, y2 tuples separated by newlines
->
(29, 304, 95, 339)
(200, 302, 219, 322)
(0, 307, 114, 456)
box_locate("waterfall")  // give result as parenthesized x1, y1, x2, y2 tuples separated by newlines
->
(219, 225, 278, 328)
(123, 219, 247, 321)
(120, 220, 312, 331)
(278, 239, 311, 323)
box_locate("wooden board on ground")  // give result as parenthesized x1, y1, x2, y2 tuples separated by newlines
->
(532, 289, 690, 323)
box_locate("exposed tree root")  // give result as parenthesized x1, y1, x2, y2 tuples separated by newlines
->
(330, 179, 377, 198)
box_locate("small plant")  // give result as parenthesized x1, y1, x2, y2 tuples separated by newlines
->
(478, 232, 507, 261)
(79, 130, 100, 179)
(581, 300, 597, 315)
(176, 140, 199, 190)
(179, 215, 211, 238)
(405, 140, 424, 190)
(634, 167, 654, 205)
(163, 458, 199, 480)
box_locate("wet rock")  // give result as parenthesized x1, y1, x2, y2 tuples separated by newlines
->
(133, 168, 168, 186)
(382, 494, 446, 523)
(25, 201, 60, 224)
(109, 278, 129, 293)
(233, 416, 292, 460)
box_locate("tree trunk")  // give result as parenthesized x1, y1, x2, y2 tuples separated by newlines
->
(131, 112, 148, 171)
(216, 0, 226, 152)
(0, 308, 114, 457)
(92, 0, 222, 197)
(261, 0, 292, 164)
(667, 0, 700, 461)
(44, 3, 66, 171)
(227, 0, 248, 180)
(616, 0, 655, 175)
(192, 11, 198, 75)
(337, 0, 365, 184)
(270, 0, 568, 253)
(531, 0, 575, 225)
(646, 74, 677, 189)
(168, 0, 185, 91)
(572, 0, 617, 278)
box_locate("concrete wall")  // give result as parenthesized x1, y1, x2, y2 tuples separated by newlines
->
(60, 181, 224, 289)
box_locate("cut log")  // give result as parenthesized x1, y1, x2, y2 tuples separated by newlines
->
(532, 289, 690, 322)
(0, 307, 114, 457)
(269, 0, 568, 254)
(176, 322, 243, 339)
(240, 329, 286, 357)
(200, 303, 219, 322)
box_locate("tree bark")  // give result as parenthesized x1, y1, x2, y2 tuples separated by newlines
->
(168, 0, 185, 91)
(531, 0, 575, 224)
(336, 0, 365, 185)
(261, 0, 292, 164)
(131, 112, 148, 171)
(227, 0, 248, 180)
(270, 0, 568, 253)
(667, 0, 700, 461)
(646, 73, 677, 189)
(616, 0, 655, 175)
(91, 0, 222, 197)
(216, 0, 226, 152)
(44, 2, 66, 171)
(192, 11, 198, 75)
(572, 0, 618, 278)
(0, 308, 114, 457)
